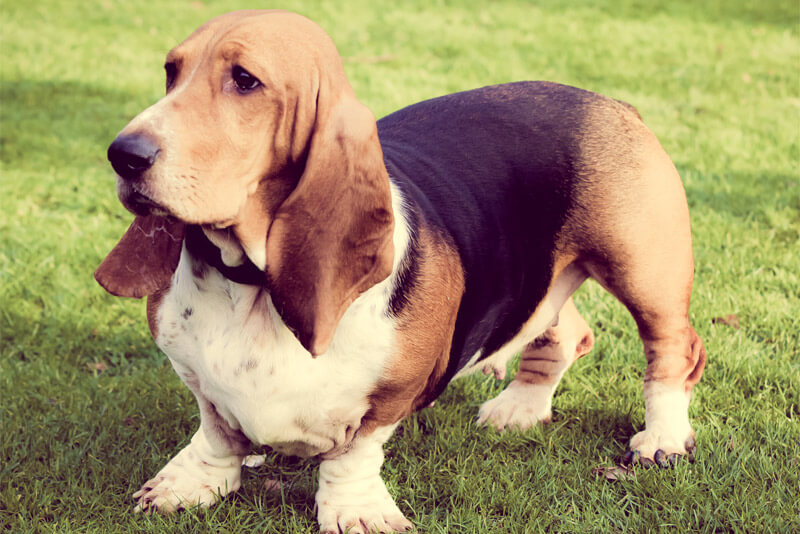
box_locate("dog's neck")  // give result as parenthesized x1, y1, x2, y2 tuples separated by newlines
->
(185, 225, 265, 286)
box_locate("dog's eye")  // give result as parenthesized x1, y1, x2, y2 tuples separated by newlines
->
(164, 62, 177, 91)
(232, 66, 261, 93)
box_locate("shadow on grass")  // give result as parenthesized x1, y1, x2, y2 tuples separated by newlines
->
(0, 285, 158, 369)
(237, 452, 319, 515)
(0, 78, 149, 170)
(410, 380, 639, 457)
(684, 170, 799, 232)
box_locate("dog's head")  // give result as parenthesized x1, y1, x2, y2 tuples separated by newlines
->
(96, 10, 394, 355)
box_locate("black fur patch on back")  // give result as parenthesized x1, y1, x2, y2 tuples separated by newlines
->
(377, 81, 596, 389)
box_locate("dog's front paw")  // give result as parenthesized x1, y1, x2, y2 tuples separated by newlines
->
(133, 439, 242, 513)
(316, 477, 413, 534)
(316, 491, 413, 533)
(133, 473, 232, 513)
(477, 382, 554, 430)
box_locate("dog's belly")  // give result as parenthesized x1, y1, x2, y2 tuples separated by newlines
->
(152, 250, 395, 457)
(454, 263, 588, 379)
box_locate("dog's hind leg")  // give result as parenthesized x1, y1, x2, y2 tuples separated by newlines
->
(577, 137, 707, 464)
(477, 297, 594, 430)
(586, 256, 706, 464)
(585, 249, 706, 464)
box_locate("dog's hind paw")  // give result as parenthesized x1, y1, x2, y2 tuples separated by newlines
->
(476, 381, 554, 431)
(625, 429, 697, 467)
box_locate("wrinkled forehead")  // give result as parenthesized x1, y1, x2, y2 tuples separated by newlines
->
(165, 10, 338, 70)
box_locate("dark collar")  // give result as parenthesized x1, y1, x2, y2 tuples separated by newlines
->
(184, 225, 265, 286)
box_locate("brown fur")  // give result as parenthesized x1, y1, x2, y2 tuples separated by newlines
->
(146, 288, 168, 340)
(95, 215, 184, 299)
(553, 98, 706, 396)
(265, 99, 394, 356)
(361, 224, 465, 433)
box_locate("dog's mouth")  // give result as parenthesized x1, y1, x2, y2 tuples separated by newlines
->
(119, 184, 170, 218)
(116, 175, 242, 229)
(131, 193, 170, 217)
(119, 186, 236, 230)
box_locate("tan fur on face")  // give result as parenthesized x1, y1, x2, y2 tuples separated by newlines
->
(114, 10, 348, 240)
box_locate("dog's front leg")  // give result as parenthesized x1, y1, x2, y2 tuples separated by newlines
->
(133, 373, 250, 513)
(316, 423, 412, 534)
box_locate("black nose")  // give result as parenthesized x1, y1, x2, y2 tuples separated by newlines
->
(107, 134, 160, 181)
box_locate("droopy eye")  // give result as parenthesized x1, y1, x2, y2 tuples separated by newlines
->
(232, 65, 261, 93)
(164, 62, 177, 91)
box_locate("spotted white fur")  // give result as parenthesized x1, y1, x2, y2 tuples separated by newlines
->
(135, 185, 412, 516)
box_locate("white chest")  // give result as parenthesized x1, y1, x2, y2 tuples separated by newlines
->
(153, 247, 397, 457)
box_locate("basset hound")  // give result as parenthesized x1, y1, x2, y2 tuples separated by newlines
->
(96, 10, 706, 534)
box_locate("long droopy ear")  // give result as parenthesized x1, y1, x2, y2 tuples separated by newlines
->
(265, 98, 394, 356)
(95, 214, 186, 298)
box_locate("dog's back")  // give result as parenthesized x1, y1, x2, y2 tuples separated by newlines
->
(377, 81, 650, 377)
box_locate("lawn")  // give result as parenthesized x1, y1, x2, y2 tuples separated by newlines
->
(1, 0, 798, 532)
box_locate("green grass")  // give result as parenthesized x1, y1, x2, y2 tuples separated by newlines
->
(1, 0, 798, 532)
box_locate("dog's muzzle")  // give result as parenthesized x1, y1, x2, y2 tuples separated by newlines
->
(108, 133, 160, 182)
(108, 133, 167, 216)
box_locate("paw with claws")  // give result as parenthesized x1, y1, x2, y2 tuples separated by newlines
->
(316, 464, 414, 534)
(133, 432, 243, 513)
(316, 425, 413, 533)
(623, 435, 697, 468)
(625, 383, 698, 467)
(317, 492, 414, 534)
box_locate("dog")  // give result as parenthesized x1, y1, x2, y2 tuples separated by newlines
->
(95, 10, 706, 533)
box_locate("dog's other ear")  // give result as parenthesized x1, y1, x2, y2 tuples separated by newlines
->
(265, 98, 394, 356)
(95, 215, 186, 298)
